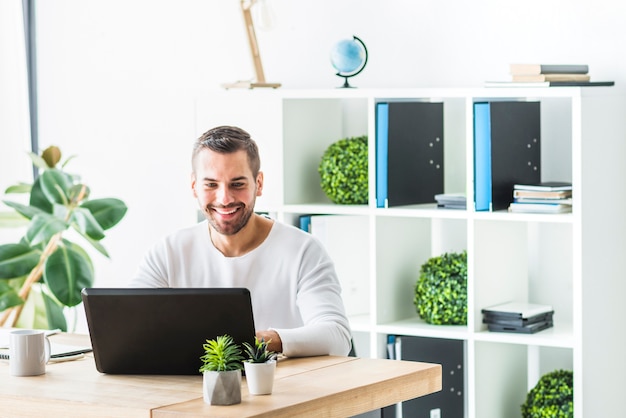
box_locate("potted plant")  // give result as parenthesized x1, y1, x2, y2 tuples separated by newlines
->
(318, 135, 368, 205)
(199, 334, 244, 405)
(0, 146, 127, 330)
(242, 337, 277, 395)
(521, 369, 573, 418)
(413, 250, 467, 325)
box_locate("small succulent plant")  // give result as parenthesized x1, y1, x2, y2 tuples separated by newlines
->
(199, 334, 244, 372)
(242, 337, 276, 363)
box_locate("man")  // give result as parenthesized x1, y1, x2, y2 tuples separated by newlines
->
(131, 126, 352, 357)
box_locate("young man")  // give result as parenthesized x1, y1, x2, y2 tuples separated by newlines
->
(131, 126, 352, 357)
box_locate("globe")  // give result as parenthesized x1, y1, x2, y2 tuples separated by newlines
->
(329, 36, 368, 88)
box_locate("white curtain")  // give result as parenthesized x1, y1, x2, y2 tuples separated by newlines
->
(0, 0, 31, 233)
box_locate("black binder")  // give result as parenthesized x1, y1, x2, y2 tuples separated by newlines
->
(382, 101, 444, 207)
(474, 101, 541, 211)
(382, 335, 464, 418)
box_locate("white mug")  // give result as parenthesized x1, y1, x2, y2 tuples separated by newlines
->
(9, 329, 51, 376)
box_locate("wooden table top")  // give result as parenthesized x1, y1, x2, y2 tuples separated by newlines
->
(0, 333, 441, 417)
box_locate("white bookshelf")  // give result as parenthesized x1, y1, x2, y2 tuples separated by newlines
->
(196, 87, 626, 418)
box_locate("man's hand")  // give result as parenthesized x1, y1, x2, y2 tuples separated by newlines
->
(256, 329, 282, 353)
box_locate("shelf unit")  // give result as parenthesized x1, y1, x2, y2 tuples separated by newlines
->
(195, 87, 626, 418)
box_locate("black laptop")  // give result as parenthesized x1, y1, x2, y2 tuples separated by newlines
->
(81, 287, 256, 375)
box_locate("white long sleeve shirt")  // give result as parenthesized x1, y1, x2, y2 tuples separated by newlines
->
(130, 220, 352, 357)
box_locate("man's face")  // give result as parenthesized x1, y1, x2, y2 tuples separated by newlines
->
(192, 148, 263, 236)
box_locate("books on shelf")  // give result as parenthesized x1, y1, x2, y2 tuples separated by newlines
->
(376, 101, 444, 208)
(435, 193, 466, 210)
(509, 63, 589, 75)
(473, 101, 541, 211)
(485, 63, 614, 88)
(513, 181, 572, 192)
(512, 73, 590, 82)
(509, 182, 573, 213)
(482, 302, 554, 334)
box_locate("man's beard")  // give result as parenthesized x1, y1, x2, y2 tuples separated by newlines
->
(205, 203, 254, 236)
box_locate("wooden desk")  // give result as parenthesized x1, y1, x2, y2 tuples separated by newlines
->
(0, 333, 441, 417)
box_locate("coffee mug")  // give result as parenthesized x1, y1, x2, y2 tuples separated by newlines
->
(9, 329, 51, 376)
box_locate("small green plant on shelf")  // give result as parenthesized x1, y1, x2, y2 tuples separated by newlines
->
(243, 337, 276, 363)
(521, 369, 573, 418)
(318, 135, 368, 205)
(414, 250, 467, 325)
(199, 334, 244, 372)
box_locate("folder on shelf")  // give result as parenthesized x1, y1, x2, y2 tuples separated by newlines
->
(473, 101, 541, 211)
(383, 335, 464, 418)
(376, 101, 444, 208)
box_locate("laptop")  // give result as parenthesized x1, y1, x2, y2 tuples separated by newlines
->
(81, 287, 256, 375)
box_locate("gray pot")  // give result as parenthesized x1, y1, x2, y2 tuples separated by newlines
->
(202, 370, 242, 405)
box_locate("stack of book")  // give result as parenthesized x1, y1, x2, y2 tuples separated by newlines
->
(510, 63, 591, 83)
(508, 182, 572, 214)
(482, 302, 554, 334)
(435, 193, 466, 210)
(485, 64, 614, 87)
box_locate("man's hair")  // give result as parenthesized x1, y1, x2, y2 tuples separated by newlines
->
(192, 126, 261, 177)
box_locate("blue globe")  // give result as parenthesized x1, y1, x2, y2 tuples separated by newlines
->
(330, 38, 366, 74)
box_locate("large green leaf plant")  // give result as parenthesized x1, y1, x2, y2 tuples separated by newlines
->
(0, 146, 127, 330)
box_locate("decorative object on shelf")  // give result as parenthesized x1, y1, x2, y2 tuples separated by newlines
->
(330, 35, 368, 88)
(0, 146, 128, 330)
(521, 369, 573, 418)
(200, 334, 245, 405)
(414, 251, 467, 325)
(222, 0, 281, 89)
(318, 135, 368, 205)
(242, 336, 277, 395)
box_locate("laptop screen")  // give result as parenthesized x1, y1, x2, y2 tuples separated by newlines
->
(81, 287, 256, 375)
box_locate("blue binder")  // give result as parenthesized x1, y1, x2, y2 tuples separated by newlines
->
(376, 102, 389, 208)
(473, 102, 492, 211)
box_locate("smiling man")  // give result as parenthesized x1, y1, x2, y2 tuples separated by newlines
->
(130, 126, 352, 357)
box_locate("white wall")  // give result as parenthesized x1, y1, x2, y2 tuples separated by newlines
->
(3, 0, 626, 329)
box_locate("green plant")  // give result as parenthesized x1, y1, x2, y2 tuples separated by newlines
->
(318, 135, 368, 205)
(243, 337, 276, 363)
(199, 334, 245, 373)
(413, 251, 467, 325)
(521, 369, 573, 418)
(0, 146, 128, 330)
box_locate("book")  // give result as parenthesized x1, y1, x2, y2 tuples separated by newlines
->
(514, 181, 572, 192)
(513, 189, 572, 199)
(508, 202, 572, 213)
(376, 101, 444, 208)
(513, 197, 572, 205)
(474, 101, 541, 211)
(483, 311, 554, 327)
(435, 193, 466, 209)
(509, 64, 589, 75)
(487, 320, 553, 334)
(512, 73, 591, 82)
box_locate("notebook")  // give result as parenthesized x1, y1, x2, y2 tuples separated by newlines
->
(81, 287, 256, 375)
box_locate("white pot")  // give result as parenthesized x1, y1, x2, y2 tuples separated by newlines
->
(202, 370, 242, 405)
(243, 360, 276, 395)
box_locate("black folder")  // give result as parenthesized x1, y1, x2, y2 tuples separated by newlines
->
(379, 101, 444, 207)
(474, 101, 541, 211)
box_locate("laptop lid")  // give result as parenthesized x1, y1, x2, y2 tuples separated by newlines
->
(81, 287, 256, 375)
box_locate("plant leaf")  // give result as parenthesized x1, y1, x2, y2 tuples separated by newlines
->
(44, 245, 94, 307)
(71, 207, 106, 240)
(0, 281, 24, 311)
(0, 243, 41, 279)
(72, 227, 110, 258)
(3, 199, 48, 221)
(28, 152, 49, 170)
(42, 291, 68, 331)
(29, 176, 53, 213)
(4, 182, 32, 194)
(26, 213, 67, 246)
(80, 198, 128, 230)
(0, 210, 30, 228)
(39, 169, 72, 205)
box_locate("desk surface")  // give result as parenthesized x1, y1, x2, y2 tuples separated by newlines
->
(0, 333, 441, 418)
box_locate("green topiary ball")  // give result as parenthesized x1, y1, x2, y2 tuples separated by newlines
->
(521, 370, 573, 418)
(414, 251, 467, 325)
(318, 135, 368, 205)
